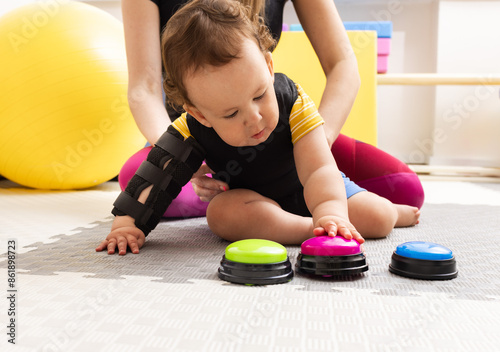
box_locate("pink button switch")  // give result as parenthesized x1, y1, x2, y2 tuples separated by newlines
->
(301, 236, 362, 256)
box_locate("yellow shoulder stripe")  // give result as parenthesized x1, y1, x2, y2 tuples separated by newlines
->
(289, 84, 324, 144)
(171, 113, 192, 140)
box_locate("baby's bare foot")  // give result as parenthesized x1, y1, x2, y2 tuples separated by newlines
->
(395, 204, 420, 227)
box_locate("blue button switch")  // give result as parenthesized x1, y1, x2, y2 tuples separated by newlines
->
(395, 241, 454, 260)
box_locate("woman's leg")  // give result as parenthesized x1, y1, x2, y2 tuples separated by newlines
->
(206, 189, 314, 244)
(118, 147, 208, 218)
(332, 134, 425, 208)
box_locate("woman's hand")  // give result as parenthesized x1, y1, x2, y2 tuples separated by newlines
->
(190, 164, 229, 202)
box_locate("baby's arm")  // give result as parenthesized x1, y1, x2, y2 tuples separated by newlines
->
(96, 126, 206, 255)
(95, 184, 152, 255)
(294, 125, 364, 243)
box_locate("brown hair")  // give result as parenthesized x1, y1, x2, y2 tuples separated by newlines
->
(161, 0, 275, 108)
(240, 0, 266, 18)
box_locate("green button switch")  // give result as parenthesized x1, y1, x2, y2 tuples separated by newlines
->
(225, 239, 287, 264)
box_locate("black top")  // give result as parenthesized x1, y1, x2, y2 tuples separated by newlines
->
(150, 0, 288, 42)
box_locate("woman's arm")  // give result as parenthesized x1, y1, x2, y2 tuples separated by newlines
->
(293, 0, 361, 146)
(122, 0, 171, 144)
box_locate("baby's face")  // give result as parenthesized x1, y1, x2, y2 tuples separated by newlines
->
(184, 38, 279, 147)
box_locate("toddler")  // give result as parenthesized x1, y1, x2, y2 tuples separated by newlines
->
(96, 0, 419, 255)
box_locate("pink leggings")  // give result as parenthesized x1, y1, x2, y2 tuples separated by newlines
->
(118, 133, 424, 218)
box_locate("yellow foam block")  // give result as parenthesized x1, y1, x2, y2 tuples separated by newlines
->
(273, 31, 378, 146)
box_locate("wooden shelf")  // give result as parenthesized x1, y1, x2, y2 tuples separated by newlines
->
(377, 73, 500, 85)
(410, 164, 500, 178)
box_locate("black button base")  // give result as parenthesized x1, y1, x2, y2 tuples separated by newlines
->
(218, 255, 294, 285)
(296, 253, 368, 277)
(389, 253, 458, 280)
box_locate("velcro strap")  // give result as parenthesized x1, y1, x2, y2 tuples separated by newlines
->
(155, 133, 193, 163)
(162, 162, 184, 195)
(135, 161, 176, 191)
(112, 192, 154, 226)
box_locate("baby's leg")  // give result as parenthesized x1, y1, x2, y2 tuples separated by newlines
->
(347, 191, 420, 239)
(206, 189, 313, 244)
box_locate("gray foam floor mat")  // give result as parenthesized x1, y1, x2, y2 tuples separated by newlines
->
(2, 201, 500, 351)
(9, 203, 500, 300)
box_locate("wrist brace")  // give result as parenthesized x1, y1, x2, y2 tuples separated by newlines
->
(112, 126, 206, 235)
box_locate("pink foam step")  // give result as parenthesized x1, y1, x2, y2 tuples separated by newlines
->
(377, 55, 388, 73)
(378, 38, 391, 55)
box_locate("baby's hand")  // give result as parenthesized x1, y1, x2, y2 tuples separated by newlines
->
(191, 163, 229, 202)
(313, 216, 364, 244)
(95, 226, 145, 255)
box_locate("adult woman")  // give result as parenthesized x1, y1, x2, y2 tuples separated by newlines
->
(119, 0, 424, 217)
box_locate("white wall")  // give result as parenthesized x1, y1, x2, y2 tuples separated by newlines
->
(81, 0, 122, 20)
(0, 0, 122, 20)
(431, 1, 500, 167)
(0, 0, 38, 16)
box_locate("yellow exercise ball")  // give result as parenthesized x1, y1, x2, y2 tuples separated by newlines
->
(0, 0, 146, 189)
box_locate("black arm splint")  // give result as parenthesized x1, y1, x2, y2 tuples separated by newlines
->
(112, 126, 206, 236)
